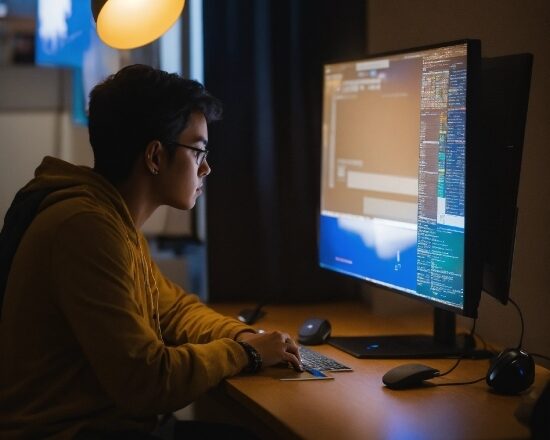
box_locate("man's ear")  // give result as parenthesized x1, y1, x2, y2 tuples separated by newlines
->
(144, 140, 163, 175)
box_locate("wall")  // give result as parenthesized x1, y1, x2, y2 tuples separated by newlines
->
(0, 66, 92, 219)
(366, 0, 550, 366)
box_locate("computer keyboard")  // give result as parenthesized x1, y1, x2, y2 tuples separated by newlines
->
(298, 346, 353, 372)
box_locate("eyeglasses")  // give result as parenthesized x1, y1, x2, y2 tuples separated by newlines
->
(166, 142, 209, 166)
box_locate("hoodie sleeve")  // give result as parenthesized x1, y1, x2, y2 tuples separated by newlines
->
(146, 242, 256, 346)
(50, 212, 249, 415)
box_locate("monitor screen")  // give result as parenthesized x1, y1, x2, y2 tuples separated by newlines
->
(319, 40, 482, 319)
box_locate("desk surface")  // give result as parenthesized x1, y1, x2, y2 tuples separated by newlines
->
(206, 302, 549, 440)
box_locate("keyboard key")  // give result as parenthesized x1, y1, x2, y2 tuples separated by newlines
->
(299, 346, 353, 372)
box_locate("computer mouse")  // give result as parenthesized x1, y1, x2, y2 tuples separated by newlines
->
(298, 318, 331, 345)
(486, 348, 535, 394)
(382, 363, 440, 390)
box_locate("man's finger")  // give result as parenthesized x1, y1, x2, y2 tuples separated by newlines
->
(282, 352, 303, 372)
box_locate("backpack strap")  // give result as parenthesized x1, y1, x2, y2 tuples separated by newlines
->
(0, 188, 57, 314)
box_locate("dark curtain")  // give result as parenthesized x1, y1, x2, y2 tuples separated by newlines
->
(203, 0, 366, 303)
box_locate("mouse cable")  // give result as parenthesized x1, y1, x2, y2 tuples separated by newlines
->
(465, 316, 496, 356)
(431, 317, 484, 385)
(436, 318, 478, 377)
(508, 297, 524, 349)
(435, 358, 461, 377)
(432, 376, 486, 387)
(435, 317, 496, 379)
(433, 299, 535, 387)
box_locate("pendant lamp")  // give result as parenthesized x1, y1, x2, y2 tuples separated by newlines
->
(92, 0, 185, 49)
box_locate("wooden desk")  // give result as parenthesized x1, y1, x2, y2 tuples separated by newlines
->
(197, 302, 549, 440)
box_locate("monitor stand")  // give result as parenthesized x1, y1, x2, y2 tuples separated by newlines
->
(328, 308, 483, 359)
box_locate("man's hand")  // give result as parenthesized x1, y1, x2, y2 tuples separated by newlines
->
(237, 331, 303, 371)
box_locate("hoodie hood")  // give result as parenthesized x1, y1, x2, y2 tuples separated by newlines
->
(0, 156, 135, 313)
(21, 156, 138, 242)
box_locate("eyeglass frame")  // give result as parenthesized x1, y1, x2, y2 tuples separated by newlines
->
(165, 142, 209, 166)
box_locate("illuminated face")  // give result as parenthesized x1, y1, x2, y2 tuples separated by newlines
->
(161, 111, 211, 210)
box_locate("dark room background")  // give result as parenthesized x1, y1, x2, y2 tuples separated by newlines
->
(203, 0, 366, 302)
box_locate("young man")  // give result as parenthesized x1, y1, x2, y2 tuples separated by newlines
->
(0, 64, 302, 439)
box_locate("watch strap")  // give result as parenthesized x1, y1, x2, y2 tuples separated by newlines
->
(237, 341, 262, 374)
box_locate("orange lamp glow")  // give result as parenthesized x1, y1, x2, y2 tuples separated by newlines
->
(92, 0, 185, 50)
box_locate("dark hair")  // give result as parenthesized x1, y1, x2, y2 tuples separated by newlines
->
(88, 64, 222, 184)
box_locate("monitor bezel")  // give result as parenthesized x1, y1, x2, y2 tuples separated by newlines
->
(318, 39, 482, 318)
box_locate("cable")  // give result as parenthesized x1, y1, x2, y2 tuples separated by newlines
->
(432, 318, 500, 385)
(466, 316, 497, 357)
(481, 291, 524, 351)
(508, 297, 524, 349)
(434, 376, 486, 387)
(506, 299, 550, 360)
(437, 318, 478, 377)
(431, 318, 485, 385)
(531, 353, 550, 361)
(431, 298, 547, 388)
(469, 318, 477, 337)
(436, 358, 462, 377)
(475, 331, 491, 353)
(237, 298, 270, 324)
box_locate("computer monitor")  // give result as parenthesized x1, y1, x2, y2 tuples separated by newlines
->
(319, 40, 483, 358)
(479, 54, 533, 305)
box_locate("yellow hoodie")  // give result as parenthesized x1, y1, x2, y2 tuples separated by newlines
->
(0, 157, 252, 439)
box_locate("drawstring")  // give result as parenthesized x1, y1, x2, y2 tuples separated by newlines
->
(134, 235, 164, 343)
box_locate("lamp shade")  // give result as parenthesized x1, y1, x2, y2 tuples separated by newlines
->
(92, 0, 185, 49)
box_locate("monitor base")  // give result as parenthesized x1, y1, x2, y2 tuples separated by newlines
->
(328, 333, 481, 359)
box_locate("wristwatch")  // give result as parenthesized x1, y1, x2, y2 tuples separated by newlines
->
(238, 341, 262, 374)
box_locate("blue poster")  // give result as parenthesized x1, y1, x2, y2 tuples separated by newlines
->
(35, 0, 119, 125)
